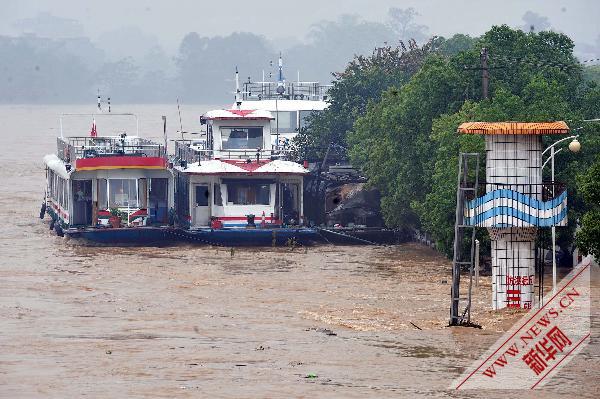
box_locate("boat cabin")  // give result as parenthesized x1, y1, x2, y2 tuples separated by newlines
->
(174, 109, 308, 228)
(235, 56, 330, 146)
(44, 114, 174, 232)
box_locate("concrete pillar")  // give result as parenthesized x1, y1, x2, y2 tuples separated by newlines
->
(486, 134, 541, 310)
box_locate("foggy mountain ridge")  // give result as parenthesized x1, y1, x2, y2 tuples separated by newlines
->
(0, 5, 599, 104)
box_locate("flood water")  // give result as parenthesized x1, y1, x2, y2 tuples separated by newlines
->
(0, 104, 598, 397)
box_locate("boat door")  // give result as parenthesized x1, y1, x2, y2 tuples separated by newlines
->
(193, 184, 210, 227)
(149, 178, 169, 224)
(72, 180, 92, 226)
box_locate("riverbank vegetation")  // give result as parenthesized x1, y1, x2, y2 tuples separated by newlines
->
(297, 25, 600, 258)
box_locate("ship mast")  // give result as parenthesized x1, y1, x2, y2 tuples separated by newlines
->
(235, 66, 242, 109)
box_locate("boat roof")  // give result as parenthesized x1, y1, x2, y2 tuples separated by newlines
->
(177, 159, 308, 175)
(236, 100, 327, 112)
(44, 153, 71, 179)
(458, 121, 569, 135)
(202, 109, 273, 121)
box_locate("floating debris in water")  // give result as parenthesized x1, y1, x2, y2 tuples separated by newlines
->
(306, 327, 337, 336)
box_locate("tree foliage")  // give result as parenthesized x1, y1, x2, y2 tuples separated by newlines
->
(340, 25, 599, 256)
(576, 155, 600, 258)
(293, 35, 475, 162)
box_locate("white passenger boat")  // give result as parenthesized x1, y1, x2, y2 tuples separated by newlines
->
(173, 106, 321, 246)
(41, 113, 176, 243)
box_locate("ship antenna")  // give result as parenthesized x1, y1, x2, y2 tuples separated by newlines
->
(276, 52, 285, 95)
(107, 97, 111, 113)
(177, 98, 184, 141)
(235, 66, 242, 108)
(97, 89, 102, 112)
(162, 115, 167, 160)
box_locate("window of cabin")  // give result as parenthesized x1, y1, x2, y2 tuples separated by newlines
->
(48, 171, 54, 198)
(214, 183, 223, 206)
(63, 179, 69, 209)
(272, 111, 298, 133)
(108, 179, 139, 208)
(299, 110, 320, 130)
(97, 179, 108, 209)
(221, 127, 263, 150)
(226, 181, 270, 205)
(194, 185, 209, 206)
(138, 178, 148, 208)
(57, 178, 63, 207)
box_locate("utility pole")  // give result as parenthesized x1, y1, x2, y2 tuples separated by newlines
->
(480, 47, 489, 100)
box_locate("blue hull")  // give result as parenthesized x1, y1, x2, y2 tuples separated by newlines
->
(64, 227, 178, 245)
(178, 227, 324, 246)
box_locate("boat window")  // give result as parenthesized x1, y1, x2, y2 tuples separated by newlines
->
(138, 178, 148, 208)
(272, 111, 298, 133)
(64, 179, 69, 208)
(195, 185, 209, 206)
(149, 178, 169, 223)
(221, 127, 263, 150)
(48, 171, 55, 198)
(97, 179, 108, 209)
(108, 179, 139, 208)
(226, 182, 270, 205)
(214, 183, 223, 206)
(52, 173, 56, 199)
(299, 110, 319, 130)
(57, 178, 63, 207)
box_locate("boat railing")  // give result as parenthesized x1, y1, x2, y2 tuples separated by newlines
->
(174, 140, 293, 164)
(242, 81, 331, 101)
(57, 136, 165, 163)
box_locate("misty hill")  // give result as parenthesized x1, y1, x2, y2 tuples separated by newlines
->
(0, 8, 597, 105)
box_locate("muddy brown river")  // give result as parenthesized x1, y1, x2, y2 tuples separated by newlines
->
(0, 105, 598, 397)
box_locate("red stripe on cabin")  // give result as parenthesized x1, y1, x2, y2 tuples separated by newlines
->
(221, 159, 271, 172)
(216, 216, 276, 221)
(76, 156, 166, 170)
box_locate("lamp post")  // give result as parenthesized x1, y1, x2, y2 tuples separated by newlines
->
(541, 135, 580, 294)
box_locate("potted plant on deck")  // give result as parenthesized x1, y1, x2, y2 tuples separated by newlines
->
(109, 208, 123, 228)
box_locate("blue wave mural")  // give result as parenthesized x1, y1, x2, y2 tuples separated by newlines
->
(464, 189, 567, 227)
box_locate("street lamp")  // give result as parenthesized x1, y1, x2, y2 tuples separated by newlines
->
(541, 135, 580, 294)
(568, 138, 581, 153)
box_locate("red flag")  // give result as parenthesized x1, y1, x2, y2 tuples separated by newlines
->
(90, 118, 97, 137)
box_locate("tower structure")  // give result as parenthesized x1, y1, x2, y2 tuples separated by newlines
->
(458, 122, 569, 310)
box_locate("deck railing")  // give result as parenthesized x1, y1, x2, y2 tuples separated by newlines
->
(57, 136, 165, 163)
(174, 140, 293, 164)
(242, 81, 331, 101)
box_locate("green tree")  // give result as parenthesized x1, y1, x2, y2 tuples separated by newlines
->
(576, 155, 600, 258)
(583, 65, 600, 85)
(293, 35, 475, 162)
(348, 56, 466, 228)
(345, 25, 594, 256)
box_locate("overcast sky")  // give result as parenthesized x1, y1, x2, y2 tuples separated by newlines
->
(1, 0, 598, 53)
